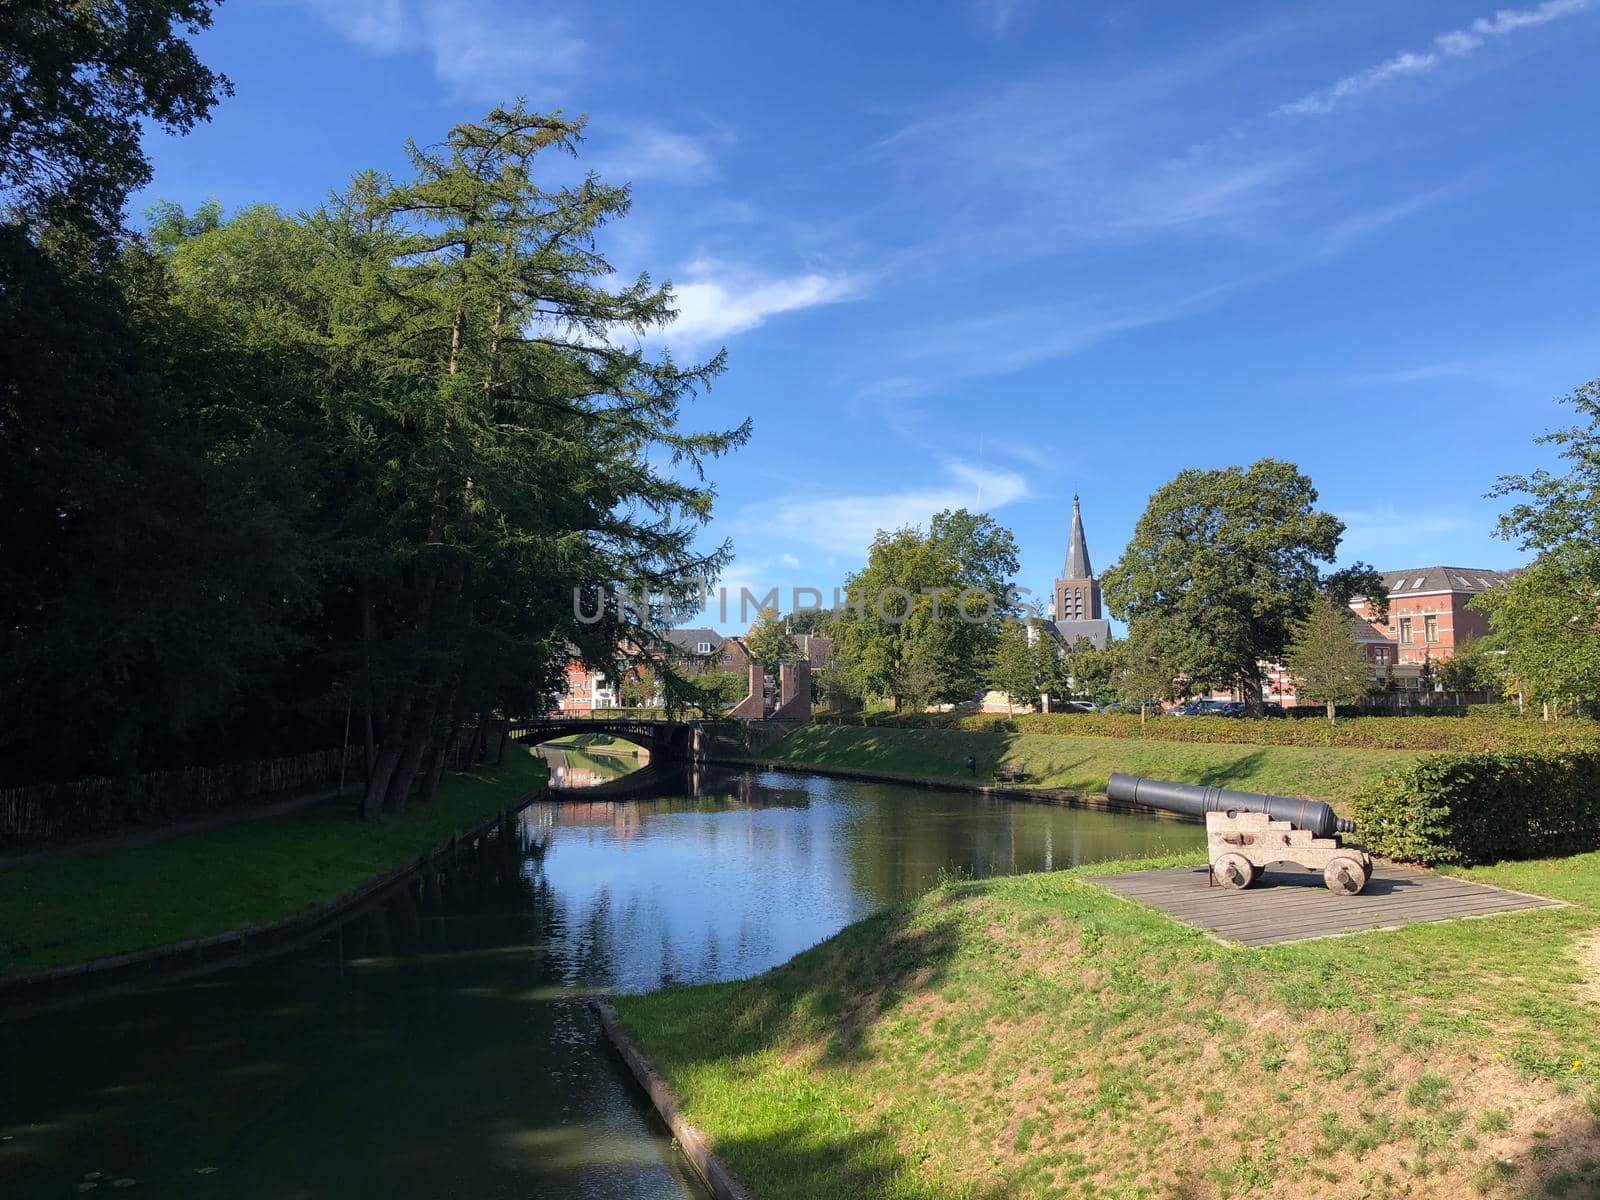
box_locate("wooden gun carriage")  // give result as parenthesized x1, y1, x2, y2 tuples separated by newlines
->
(1107, 774, 1372, 895)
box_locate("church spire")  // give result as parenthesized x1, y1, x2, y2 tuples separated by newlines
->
(1063, 494, 1093, 581)
(1051, 493, 1108, 640)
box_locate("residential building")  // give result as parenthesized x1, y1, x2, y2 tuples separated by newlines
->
(554, 660, 619, 714)
(1250, 618, 1401, 705)
(1049, 494, 1112, 650)
(1350, 567, 1513, 665)
(661, 627, 751, 675)
(793, 633, 833, 671)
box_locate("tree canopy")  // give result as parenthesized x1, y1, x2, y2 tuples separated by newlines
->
(1284, 594, 1376, 722)
(1, 0, 231, 241)
(832, 509, 1019, 710)
(1476, 381, 1600, 713)
(745, 607, 798, 673)
(1, 106, 750, 800)
(985, 620, 1037, 715)
(1101, 459, 1374, 711)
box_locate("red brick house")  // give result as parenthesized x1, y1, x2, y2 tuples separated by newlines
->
(554, 660, 619, 713)
(1350, 567, 1512, 665)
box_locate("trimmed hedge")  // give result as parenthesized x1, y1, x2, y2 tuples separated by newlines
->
(1352, 751, 1600, 866)
(814, 711, 1600, 753)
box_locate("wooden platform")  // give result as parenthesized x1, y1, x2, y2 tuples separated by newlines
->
(1086, 863, 1561, 946)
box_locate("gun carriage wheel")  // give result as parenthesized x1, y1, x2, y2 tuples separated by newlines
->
(1323, 855, 1368, 897)
(1213, 852, 1254, 890)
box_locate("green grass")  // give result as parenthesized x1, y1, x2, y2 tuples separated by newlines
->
(616, 848, 1600, 1200)
(544, 733, 645, 754)
(0, 750, 547, 977)
(752, 724, 1418, 807)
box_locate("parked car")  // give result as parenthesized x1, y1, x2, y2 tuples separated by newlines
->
(1059, 699, 1098, 714)
(1100, 700, 1158, 716)
(1174, 699, 1240, 717)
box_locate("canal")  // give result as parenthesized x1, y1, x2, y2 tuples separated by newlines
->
(0, 751, 1201, 1198)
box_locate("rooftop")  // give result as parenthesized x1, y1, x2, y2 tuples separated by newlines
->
(1375, 567, 1514, 596)
(662, 627, 727, 652)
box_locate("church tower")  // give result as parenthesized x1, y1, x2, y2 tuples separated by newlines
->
(1053, 495, 1103, 623)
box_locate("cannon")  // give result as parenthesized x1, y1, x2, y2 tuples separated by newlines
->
(1107, 773, 1371, 895)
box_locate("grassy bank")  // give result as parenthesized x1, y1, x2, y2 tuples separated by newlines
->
(0, 750, 547, 977)
(545, 733, 646, 754)
(750, 725, 1417, 808)
(819, 711, 1600, 752)
(616, 850, 1600, 1200)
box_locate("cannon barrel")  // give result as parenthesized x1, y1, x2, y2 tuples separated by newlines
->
(1106, 773, 1354, 839)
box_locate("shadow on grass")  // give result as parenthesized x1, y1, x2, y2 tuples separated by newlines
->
(1188, 748, 1270, 789)
(703, 1117, 1017, 1200)
(614, 892, 1010, 1198)
(678, 891, 966, 1068)
(1507, 1100, 1600, 1200)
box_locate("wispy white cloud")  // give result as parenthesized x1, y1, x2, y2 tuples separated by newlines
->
(884, 278, 1247, 388)
(974, 0, 1028, 35)
(1277, 0, 1594, 117)
(1350, 360, 1483, 386)
(665, 258, 860, 346)
(878, 80, 1305, 245)
(870, 21, 1331, 253)
(1345, 335, 1600, 391)
(763, 458, 1028, 557)
(589, 123, 733, 184)
(290, 0, 586, 99)
(1337, 508, 1471, 557)
(1313, 180, 1466, 257)
(983, 437, 1058, 470)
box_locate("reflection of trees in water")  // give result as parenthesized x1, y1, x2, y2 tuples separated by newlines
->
(0, 812, 710, 1200)
(836, 782, 1205, 908)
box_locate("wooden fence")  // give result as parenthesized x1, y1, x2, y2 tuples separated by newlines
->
(1, 748, 346, 849)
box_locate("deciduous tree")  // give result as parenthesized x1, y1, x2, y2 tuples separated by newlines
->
(1477, 380, 1600, 716)
(745, 607, 798, 674)
(1284, 595, 1375, 723)
(832, 510, 1019, 710)
(986, 621, 1037, 715)
(1, 0, 230, 241)
(1101, 460, 1352, 713)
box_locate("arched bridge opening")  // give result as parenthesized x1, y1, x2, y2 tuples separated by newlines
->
(505, 718, 706, 763)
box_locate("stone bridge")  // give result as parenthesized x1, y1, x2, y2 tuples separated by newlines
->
(508, 659, 815, 763)
(505, 717, 708, 762)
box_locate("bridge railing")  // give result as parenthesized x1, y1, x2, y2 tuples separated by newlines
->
(529, 707, 671, 722)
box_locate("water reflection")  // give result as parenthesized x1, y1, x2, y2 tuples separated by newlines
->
(536, 739, 647, 789)
(0, 762, 1201, 1199)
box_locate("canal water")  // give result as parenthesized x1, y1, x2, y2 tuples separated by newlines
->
(0, 752, 1201, 1198)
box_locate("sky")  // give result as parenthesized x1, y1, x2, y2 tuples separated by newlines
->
(138, 0, 1600, 631)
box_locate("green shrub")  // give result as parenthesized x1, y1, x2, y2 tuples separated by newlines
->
(813, 711, 1600, 753)
(1464, 703, 1521, 719)
(1352, 751, 1600, 865)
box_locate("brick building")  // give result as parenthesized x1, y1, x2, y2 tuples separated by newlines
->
(662, 627, 752, 674)
(554, 660, 619, 714)
(792, 633, 833, 671)
(1350, 567, 1512, 665)
(1252, 618, 1401, 705)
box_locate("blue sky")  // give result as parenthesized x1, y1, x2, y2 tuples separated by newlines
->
(140, 0, 1600, 631)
